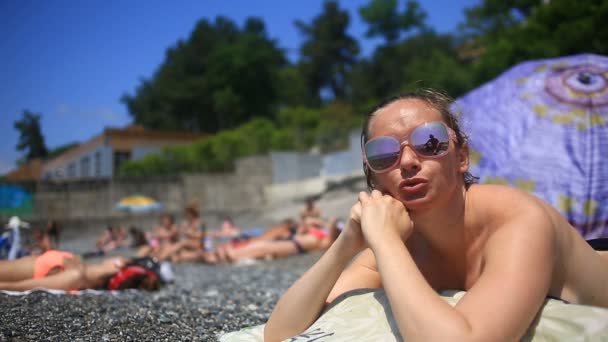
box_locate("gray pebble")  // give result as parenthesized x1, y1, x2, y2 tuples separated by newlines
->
(0, 252, 321, 340)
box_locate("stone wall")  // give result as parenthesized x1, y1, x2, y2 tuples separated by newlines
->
(29, 155, 273, 222)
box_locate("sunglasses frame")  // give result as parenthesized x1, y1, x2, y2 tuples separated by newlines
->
(363, 121, 454, 173)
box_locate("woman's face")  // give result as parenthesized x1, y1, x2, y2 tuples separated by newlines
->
(366, 99, 469, 211)
(185, 211, 196, 222)
(161, 216, 172, 227)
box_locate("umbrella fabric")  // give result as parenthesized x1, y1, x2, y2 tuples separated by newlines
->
(454, 54, 608, 239)
(115, 195, 162, 213)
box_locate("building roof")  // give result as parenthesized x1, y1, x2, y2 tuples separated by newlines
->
(4, 158, 44, 182)
(43, 124, 207, 171)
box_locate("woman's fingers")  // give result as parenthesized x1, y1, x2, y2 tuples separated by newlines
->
(358, 191, 370, 205)
(371, 189, 383, 199)
(360, 190, 385, 206)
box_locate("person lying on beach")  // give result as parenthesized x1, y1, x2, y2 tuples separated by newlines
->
(0, 250, 127, 291)
(156, 219, 297, 263)
(208, 217, 241, 241)
(211, 218, 342, 264)
(0, 251, 166, 292)
(264, 89, 608, 342)
(238, 219, 299, 243)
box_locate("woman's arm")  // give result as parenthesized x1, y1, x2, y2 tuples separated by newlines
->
(264, 218, 368, 342)
(372, 211, 556, 341)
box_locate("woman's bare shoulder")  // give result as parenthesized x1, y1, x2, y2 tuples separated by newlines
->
(467, 184, 559, 236)
(469, 184, 544, 212)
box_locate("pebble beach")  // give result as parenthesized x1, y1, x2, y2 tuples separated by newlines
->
(0, 179, 365, 341)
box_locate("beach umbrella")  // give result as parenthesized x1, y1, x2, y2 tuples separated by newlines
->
(454, 54, 608, 239)
(115, 195, 163, 213)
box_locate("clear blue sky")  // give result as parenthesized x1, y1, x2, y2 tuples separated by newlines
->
(0, 0, 478, 174)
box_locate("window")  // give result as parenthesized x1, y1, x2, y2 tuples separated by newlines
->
(95, 152, 101, 176)
(67, 163, 76, 178)
(80, 156, 90, 178)
(113, 151, 131, 176)
(54, 168, 64, 179)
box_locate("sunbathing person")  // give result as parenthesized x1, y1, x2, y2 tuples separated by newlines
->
(212, 218, 342, 264)
(0, 250, 128, 291)
(155, 206, 208, 262)
(244, 219, 298, 243)
(210, 218, 300, 253)
(265, 89, 608, 341)
(157, 219, 297, 263)
(299, 197, 323, 227)
(128, 226, 148, 248)
(137, 213, 179, 258)
(26, 228, 54, 255)
(209, 216, 241, 242)
(95, 226, 128, 253)
(45, 220, 61, 249)
(178, 206, 207, 249)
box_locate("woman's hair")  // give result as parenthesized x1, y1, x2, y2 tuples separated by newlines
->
(184, 206, 200, 218)
(46, 220, 60, 246)
(129, 226, 148, 247)
(161, 213, 175, 224)
(361, 88, 479, 190)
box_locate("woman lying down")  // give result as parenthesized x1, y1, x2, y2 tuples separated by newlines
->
(0, 250, 170, 292)
(264, 90, 608, 341)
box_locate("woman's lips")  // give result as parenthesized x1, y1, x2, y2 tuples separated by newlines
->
(399, 179, 428, 193)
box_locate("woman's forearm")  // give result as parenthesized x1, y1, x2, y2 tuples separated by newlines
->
(264, 238, 358, 342)
(373, 239, 472, 341)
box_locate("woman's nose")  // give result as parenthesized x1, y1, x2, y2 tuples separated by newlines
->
(399, 145, 421, 173)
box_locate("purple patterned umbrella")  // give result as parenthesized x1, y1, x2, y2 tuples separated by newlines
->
(454, 54, 608, 238)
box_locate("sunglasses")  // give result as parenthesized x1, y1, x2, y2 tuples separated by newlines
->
(363, 121, 452, 173)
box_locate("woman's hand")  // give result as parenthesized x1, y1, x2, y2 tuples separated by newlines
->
(335, 202, 367, 255)
(358, 190, 413, 249)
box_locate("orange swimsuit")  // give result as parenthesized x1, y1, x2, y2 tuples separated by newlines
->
(33, 250, 75, 279)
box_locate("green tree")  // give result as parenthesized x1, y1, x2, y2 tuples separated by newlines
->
(359, 0, 402, 43)
(276, 66, 318, 108)
(122, 16, 286, 133)
(467, 0, 608, 84)
(14, 110, 48, 163)
(353, 1, 474, 109)
(351, 30, 470, 110)
(317, 101, 361, 152)
(47, 142, 79, 159)
(296, 1, 360, 100)
(359, 0, 427, 44)
(459, 0, 538, 39)
(276, 106, 321, 150)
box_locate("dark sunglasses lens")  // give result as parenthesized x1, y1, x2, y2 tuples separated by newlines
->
(365, 137, 400, 171)
(411, 123, 449, 156)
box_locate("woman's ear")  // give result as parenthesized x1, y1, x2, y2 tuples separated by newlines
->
(458, 144, 470, 174)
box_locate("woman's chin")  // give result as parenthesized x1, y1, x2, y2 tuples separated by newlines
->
(398, 193, 433, 211)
